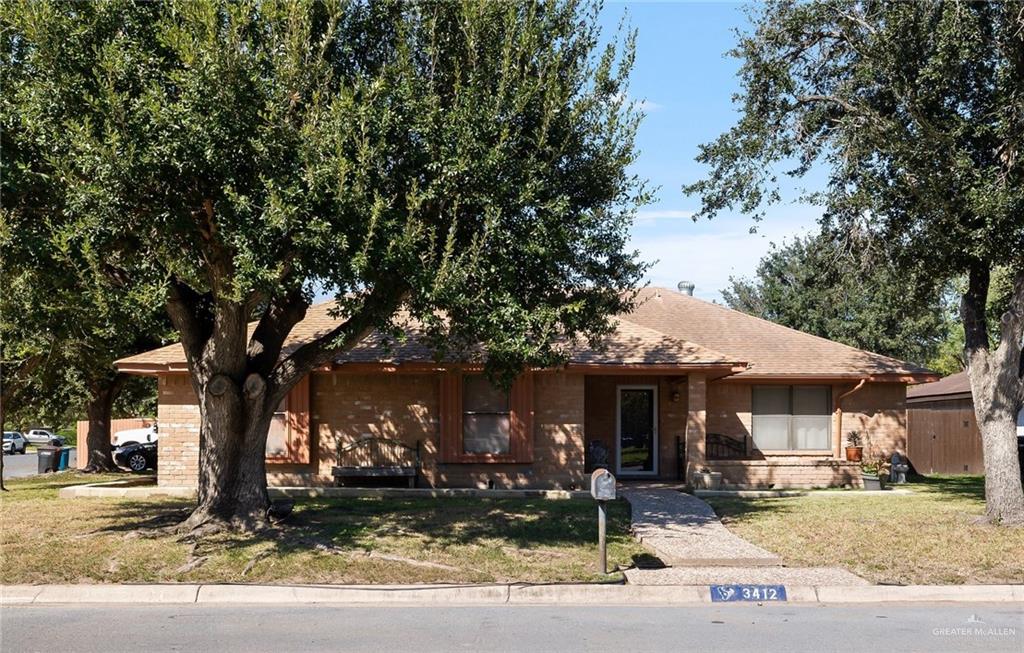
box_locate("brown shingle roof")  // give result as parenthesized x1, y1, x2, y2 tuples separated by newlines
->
(620, 287, 935, 379)
(115, 287, 937, 380)
(114, 300, 740, 371)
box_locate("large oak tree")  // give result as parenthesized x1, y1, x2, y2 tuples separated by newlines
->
(723, 231, 953, 368)
(686, 0, 1024, 522)
(1, 0, 649, 530)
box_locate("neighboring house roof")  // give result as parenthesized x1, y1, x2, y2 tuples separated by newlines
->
(619, 287, 936, 380)
(906, 370, 972, 403)
(115, 286, 937, 381)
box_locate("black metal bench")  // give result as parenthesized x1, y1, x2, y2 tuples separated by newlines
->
(332, 437, 420, 488)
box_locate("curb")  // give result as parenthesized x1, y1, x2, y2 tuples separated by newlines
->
(3, 583, 1021, 606)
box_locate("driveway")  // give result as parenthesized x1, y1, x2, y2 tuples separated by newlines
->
(1, 448, 77, 479)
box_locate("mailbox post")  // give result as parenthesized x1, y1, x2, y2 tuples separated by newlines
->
(590, 468, 616, 574)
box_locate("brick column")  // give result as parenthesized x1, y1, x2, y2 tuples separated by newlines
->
(685, 373, 707, 483)
(156, 374, 200, 488)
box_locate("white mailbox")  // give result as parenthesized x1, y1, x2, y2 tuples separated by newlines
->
(590, 468, 616, 501)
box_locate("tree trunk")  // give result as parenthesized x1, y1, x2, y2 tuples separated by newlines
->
(967, 354, 1024, 524)
(182, 372, 274, 532)
(962, 267, 1024, 525)
(82, 376, 126, 473)
(164, 273, 401, 534)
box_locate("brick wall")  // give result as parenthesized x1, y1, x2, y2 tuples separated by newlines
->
(707, 382, 751, 441)
(304, 370, 586, 489)
(841, 382, 908, 459)
(708, 459, 863, 489)
(308, 372, 438, 485)
(151, 370, 905, 490)
(156, 374, 200, 488)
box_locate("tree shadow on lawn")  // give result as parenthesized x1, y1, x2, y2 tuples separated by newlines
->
(905, 474, 985, 501)
(703, 497, 799, 524)
(88, 496, 634, 562)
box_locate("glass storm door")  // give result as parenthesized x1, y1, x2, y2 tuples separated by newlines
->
(617, 386, 658, 475)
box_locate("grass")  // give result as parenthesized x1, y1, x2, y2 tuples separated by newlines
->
(0, 472, 645, 585)
(705, 475, 1024, 585)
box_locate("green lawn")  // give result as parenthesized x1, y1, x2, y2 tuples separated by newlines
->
(705, 475, 1024, 585)
(0, 472, 645, 585)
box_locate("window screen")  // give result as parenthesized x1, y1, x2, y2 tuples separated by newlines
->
(462, 375, 511, 454)
(751, 386, 791, 450)
(752, 386, 831, 451)
(792, 386, 831, 450)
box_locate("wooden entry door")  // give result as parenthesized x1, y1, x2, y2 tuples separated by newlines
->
(617, 385, 658, 476)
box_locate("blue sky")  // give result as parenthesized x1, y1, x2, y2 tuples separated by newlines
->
(600, 2, 824, 301)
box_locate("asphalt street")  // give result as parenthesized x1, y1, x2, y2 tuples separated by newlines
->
(2, 603, 1021, 653)
(0, 449, 77, 479)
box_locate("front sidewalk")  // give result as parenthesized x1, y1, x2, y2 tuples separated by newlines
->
(620, 485, 784, 566)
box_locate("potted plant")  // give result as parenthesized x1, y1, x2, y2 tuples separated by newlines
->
(693, 467, 723, 491)
(845, 431, 864, 462)
(860, 459, 887, 491)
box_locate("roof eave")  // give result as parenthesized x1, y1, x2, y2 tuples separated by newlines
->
(721, 372, 940, 383)
(907, 391, 973, 404)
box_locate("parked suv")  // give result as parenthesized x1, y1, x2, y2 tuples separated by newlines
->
(3, 432, 28, 455)
(113, 424, 158, 448)
(24, 429, 58, 446)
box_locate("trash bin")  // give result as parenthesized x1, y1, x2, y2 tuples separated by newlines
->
(57, 447, 70, 471)
(37, 446, 59, 473)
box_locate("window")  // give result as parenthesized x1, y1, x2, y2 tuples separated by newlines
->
(440, 371, 533, 463)
(266, 397, 289, 458)
(265, 375, 311, 464)
(462, 375, 511, 455)
(752, 385, 831, 451)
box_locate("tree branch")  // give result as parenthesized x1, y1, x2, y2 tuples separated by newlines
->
(247, 288, 309, 378)
(267, 283, 409, 403)
(165, 279, 213, 377)
(961, 264, 991, 356)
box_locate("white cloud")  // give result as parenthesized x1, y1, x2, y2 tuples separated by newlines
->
(631, 218, 819, 302)
(611, 92, 663, 113)
(635, 209, 695, 221)
(636, 99, 664, 112)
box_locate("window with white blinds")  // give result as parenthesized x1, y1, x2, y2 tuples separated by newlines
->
(752, 385, 831, 451)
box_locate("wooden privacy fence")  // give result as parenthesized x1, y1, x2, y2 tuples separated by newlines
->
(75, 417, 152, 469)
(907, 398, 984, 475)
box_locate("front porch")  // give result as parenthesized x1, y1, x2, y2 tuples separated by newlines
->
(583, 373, 865, 490)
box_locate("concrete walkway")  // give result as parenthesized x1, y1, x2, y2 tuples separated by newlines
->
(623, 566, 869, 586)
(620, 485, 783, 567)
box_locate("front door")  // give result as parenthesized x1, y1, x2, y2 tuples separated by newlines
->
(617, 385, 658, 476)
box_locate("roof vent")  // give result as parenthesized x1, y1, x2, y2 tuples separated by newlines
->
(677, 281, 695, 296)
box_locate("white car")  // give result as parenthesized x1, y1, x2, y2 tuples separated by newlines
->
(3, 431, 28, 455)
(113, 424, 158, 448)
(24, 429, 58, 446)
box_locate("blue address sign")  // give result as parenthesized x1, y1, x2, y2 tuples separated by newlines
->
(710, 584, 788, 602)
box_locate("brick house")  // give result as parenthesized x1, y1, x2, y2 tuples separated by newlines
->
(115, 286, 937, 490)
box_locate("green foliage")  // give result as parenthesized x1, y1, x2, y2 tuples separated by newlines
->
(0, 223, 169, 428)
(685, 0, 1024, 285)
(722, 231, 952, 366)
(1, 0, 650, 387)
(924, 268, 1017, 376)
